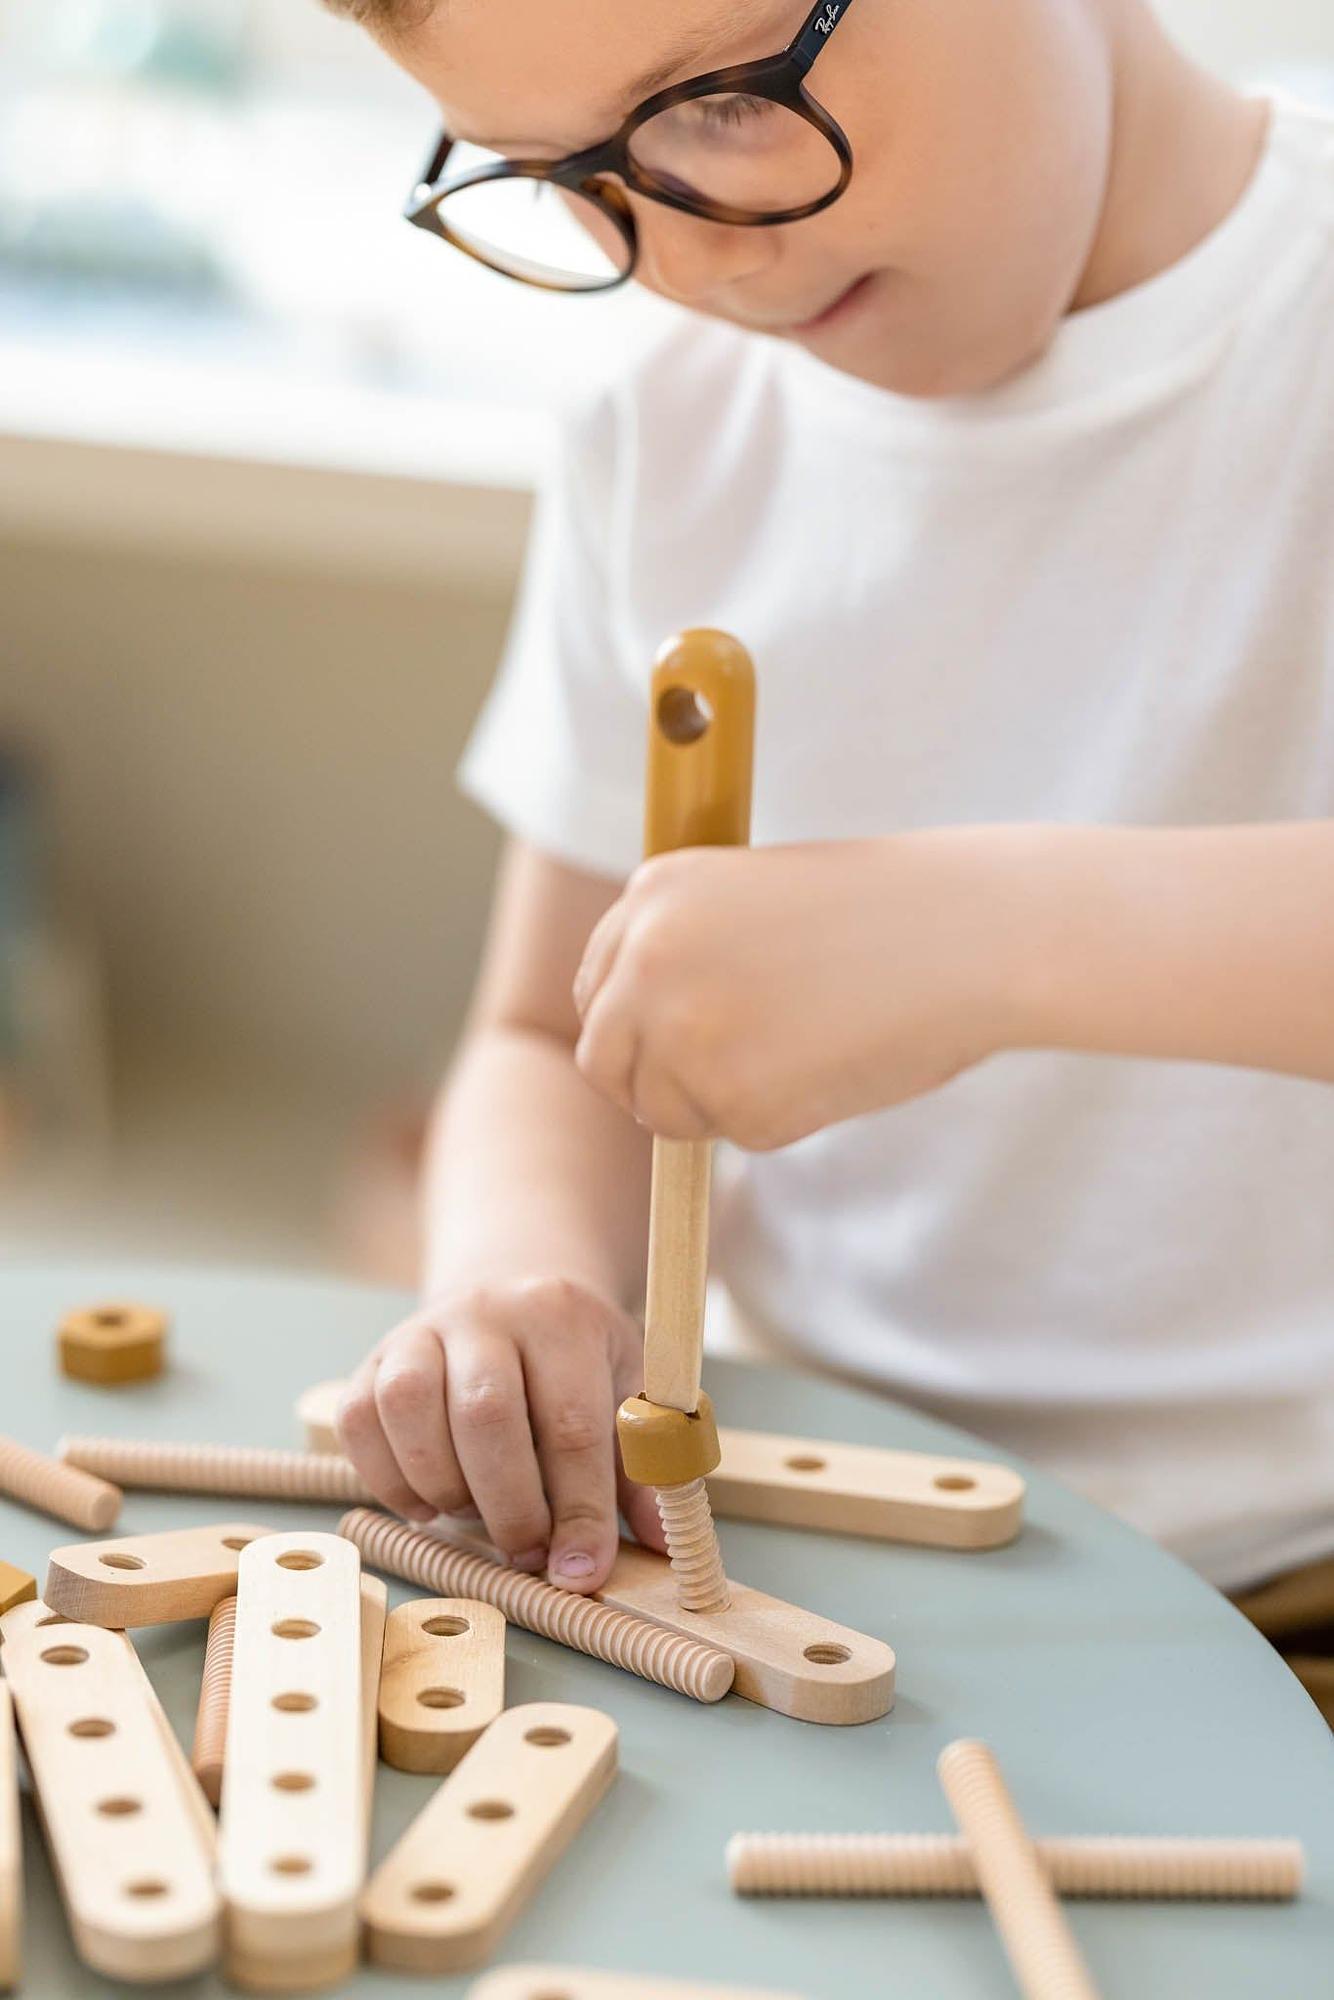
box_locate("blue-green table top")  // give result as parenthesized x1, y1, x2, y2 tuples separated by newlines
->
(1, 1261, 1330, 1995)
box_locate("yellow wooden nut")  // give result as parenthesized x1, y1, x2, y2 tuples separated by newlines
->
(0, 1561, 36, 1617)
(57, 1303, 168, 1386)
(616, 1392, 721, 1488)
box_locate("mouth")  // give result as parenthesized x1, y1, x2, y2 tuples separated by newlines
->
(784, 272, 876, 337)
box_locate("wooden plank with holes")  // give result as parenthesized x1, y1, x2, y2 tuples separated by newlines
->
(710, 1428, 1025, 1550)
(0, 1598, 220, 1982)
(359, 1574, 388, 1846)
(0, 1683, 19, 1992)
(599, 1543, 894, 1725)
(44, 1522, 272, 1628)
(362, 1702, 617, 1973)
(469, 1973, 805, 2000)
(378, 1599, 505, 1774)
(218, 1531, 365, 1992)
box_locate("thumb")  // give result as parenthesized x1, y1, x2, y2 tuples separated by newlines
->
(617, 1470, 669, 1555)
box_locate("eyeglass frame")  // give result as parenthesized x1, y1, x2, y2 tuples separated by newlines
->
(403, 0, 863, 293)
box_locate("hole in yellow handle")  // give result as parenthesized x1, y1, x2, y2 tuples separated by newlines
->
(656, 684, 713, 745)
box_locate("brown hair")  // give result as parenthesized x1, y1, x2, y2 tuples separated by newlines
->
(320, 0, 434, 28)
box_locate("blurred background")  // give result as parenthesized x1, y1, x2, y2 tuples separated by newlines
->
(2, 0, 1332, 1288)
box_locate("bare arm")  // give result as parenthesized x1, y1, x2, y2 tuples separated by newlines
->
(338, 838, 659, 1592)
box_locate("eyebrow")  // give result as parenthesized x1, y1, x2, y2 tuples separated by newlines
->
(461, 0, 788, 153)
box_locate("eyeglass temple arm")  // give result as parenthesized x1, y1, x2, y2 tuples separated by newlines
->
(790, 0, 862, 75)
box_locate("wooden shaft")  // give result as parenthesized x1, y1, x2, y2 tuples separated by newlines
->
(60, 1437, 369, 1503)
(191, 1596, 238, 1808)
(641, 631, 755, 1416)
(938, 1741, 1102, 2000)
(0, 1435, 120, 1532)
(726, 1831, 1306, 1900)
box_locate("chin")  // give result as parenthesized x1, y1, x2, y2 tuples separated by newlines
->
(793, 307, 1055, 400)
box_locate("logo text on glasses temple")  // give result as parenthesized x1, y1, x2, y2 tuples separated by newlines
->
(814, 2, 841, 34)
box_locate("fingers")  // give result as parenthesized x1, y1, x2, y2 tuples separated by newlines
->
(336, 1347, 436, 1525)
(574, 982, 640, 1121)
(572, 895, 629, 1022)
(525, 1339, 622, 1593)
(446, 1330, 552, 1570)
(372, 1322, 471, 1517)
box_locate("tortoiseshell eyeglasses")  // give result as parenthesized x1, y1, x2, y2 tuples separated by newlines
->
(403, 0, 860, 294)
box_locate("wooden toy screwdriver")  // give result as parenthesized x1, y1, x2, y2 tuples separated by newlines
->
(616, 630, 756, 1614)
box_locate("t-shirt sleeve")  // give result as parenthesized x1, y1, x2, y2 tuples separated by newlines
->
(456, 399, 645, 880)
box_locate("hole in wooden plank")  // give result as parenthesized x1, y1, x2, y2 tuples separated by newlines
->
(934, 1474, 977, 1492)
(421, 1614, 470, 1637)
(803, 1644, 851, 1666)
(416, 1687, 465, 1710)
(272, 1692, 318, 1713)
(97, 1797, 142, 1816)
(524, 1726, 572, 1748)
(221, 1537, 252, 1550)
(125, 1879, 167, 1898)
(92, 1310, 127, 1327)
(69, 1717, 115, 1738)
(272, 1618, 321, 1640)
(467, 1799, 514, 1821)
(41, 1645, 89, 1666)
(784, 1455, 827, 1473)
(272, 1772, 315, 1793)
(410, 1882, 456, 1903)
(98, 1554, 146, 1571)
(270, 1855, 312, 1876)
(656, 684, 713, 744)
(275, 1550, 324, 1571)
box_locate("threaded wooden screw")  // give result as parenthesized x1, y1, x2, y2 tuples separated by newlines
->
(655, 1479, 730, 1612)
(727, 1831, 1305, 1900)
(59, 1437, 369, 1503)
(191, 1595, 237, 1808)
(938, 1740, 1101, 2000)
(0, 1435, 120, 1532)
(340, 1508, 734, 1705)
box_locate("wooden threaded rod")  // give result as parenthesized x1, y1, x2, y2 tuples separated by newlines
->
(0, 1435, 120, 1532)
(726, 1832, 1306, 1900)
(655, 1479, 730, 1612)
(938, 1741, 1102, 2000)
(191, 1596, 237, 1808)
(59, 1436, 369, 1503)
(339, 1509, 734, 1705)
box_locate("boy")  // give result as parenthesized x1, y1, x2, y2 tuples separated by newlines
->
(326, 0, 1334, 1716)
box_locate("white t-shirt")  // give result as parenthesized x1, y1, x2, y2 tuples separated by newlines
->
(459, 97, 1334, 1593)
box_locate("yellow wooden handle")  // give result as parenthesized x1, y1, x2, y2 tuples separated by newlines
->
(644, 629, 755, 861)
(639, 631, 756, 1417)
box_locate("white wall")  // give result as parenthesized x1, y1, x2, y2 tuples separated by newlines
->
(1157, 0, 1334, 76)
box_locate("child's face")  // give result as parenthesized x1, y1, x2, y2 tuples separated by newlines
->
(386, 0, 1114, 397)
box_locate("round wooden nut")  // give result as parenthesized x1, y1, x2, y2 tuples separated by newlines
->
(616, 1391, 721, 1487)
(57, 1302, 168, 1386)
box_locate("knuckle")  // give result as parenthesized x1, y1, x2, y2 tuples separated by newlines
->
(454, 1379, 515, 1434)
(553, 1500, 611, 1538)
(514, 1274, 582, 1322)
(334, 1390, 375, 1447)
(544, 1401, 603, 1457)
(375, 1368, 427, 1422)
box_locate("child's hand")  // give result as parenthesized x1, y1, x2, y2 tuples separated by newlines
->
(573, 835, 1021, 1150)
(336, 1278, 667, 1592)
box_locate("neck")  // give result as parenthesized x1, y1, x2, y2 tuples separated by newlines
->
(1074, 1, 1270, 312)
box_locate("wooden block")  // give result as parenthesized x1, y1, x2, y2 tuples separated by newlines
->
(359, 1574, 388, 1845)
(44, 1520, 272, 1627)
(295, 1380, 343, 1455)
(57, 1302, 167, 1385)
(710, 1428, 1026, 1550)
(599, 1541, 893, 1726)
(218, 1531, 365, 1992)
(0, 1598, 220, 1981)
(0, 1684, 20, 1992)
(470, 1972, 804, 2000)
(362, 1702, 618, 1973)
(378, 1598, 506, 1774)
(0, 1563, 35, 1618)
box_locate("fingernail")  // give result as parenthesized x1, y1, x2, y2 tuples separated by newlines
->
(511, 1547, 548, 1572)
(554, 1551, 596, 1579)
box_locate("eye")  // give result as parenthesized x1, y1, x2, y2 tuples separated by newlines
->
(694, 93, 776, 132)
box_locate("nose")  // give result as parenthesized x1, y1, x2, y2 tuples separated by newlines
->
(628, 193, 779, 309)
